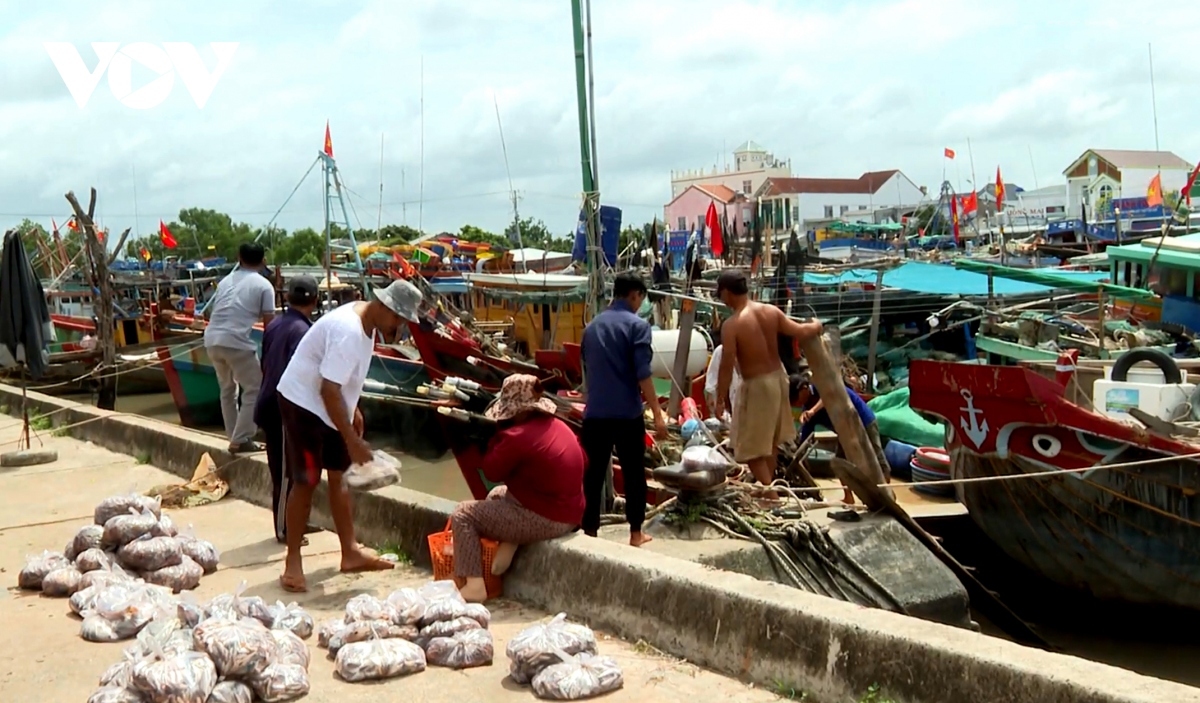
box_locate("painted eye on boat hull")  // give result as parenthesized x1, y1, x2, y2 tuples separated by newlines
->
(1032, 434, 1061, 458)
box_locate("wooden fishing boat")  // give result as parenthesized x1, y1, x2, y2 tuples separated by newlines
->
(907, 358, 1200, 611)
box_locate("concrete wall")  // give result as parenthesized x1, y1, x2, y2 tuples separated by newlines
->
(6, 384, 1200, 703)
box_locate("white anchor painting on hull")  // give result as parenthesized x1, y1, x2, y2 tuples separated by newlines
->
(959, 388, 989, 448)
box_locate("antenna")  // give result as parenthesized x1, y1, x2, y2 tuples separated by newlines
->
(377, 133, 384, 238)
(1027, 145, 1039, 189)
(418, 55, 425, 236)
(131, 163, 140, 259)
(1149, 42, 1161, 152)
(493, 92, 526, 270)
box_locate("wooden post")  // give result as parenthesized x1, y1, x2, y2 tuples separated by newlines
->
(800, 332, 893, 511)
(66, 189, 117, 411)
(1096, 286, 1107, 360)
(666, 297, 696, 418)
(865, 268, 885, 392)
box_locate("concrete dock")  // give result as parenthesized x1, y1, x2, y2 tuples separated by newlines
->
(3, 383, 1200, 703)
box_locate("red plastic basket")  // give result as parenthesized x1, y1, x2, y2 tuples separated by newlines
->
(427, 519, 504, 599)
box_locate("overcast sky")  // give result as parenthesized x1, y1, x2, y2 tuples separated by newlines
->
(1, 0, 1196, 247)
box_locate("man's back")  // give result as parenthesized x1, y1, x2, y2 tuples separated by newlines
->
(581, 302, 652, 420)
(727, 302, 783, 379)
(204, 270, 274, 351)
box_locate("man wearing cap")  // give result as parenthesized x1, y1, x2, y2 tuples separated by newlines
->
(255, 275, 319, 544)
(715, 269, 822, 497)
(202, 242, 276, 453)
(275, 279, 423, 592)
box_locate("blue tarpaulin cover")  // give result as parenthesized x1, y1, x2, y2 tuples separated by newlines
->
(800, 261, 1106, 296)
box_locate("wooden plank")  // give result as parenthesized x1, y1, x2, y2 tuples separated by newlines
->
(666, 297, 696, 418)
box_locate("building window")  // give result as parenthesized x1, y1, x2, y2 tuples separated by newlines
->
(840, 205, 850, 215)
(742, 180, 752, 194)
(792, 206, 800, 222)
(675, 216, 685, 231)
(824, 205, 834, 218)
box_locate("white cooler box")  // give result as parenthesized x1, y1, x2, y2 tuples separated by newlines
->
(1094, 367, 1194, 422)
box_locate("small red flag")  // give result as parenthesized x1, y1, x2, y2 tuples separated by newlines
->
(1146, 173, 1164, 207)
(705, 201, 724, 258)
(1184, 163, 1200, 206)
(951, 193, 960, 244)
(159, 220, 177, 249)
(324, 121, 334, 158)
(68, 218, 79, 232)
(961, 191, 978, 214)
(944, 147, 956, 160)
(995, 167, 1005, 212)
(140, 247, 151, 261)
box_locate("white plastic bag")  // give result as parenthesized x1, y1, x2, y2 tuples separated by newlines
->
(177, 526, 220, 575)
(507, 613, 599, 684)
(76, 547, 114, 573)
(82, 614, 124, 642)
(71, 524, 105, 559)
(328, 620, 417, 655)
(270, 601, 314, 639)
(463, 603, 491, 628)
(99, 649, 138, 687)
(426, 628, 494, 669)
(192, 617, 276, 679)
(417, 580, 467, 625)
(129, 648, 217, 703)
(343, 594, 399, 624)
(41, 565, 84, 597)
(531, 651, 624, 700)
(334, 637, 426, 682)
(419, 616, 481, 641)
(72, 585, 99, 616)
(343, 450, 401, 492)
(118, 535, 184, 572)
(205, 680, 253, 703)
(80, 562, 135, 592)
(205, 582, 271, 625)
(176, 592, 205, 628)
(151, 513, 178, 538)
(18, 550, 71, 590)
(681, 445, 731, 473)
(83, 582, 174, 641)
(385, 587, 427, 626)
(87, 685, 145, 703)
(249, 663, 310, 702)
(316, 618, 345, 649)
(103, 508, 159, 549)
(142, 555, 204, 593)
(95, 492, 161, 527)
(270, 629, 310, 669)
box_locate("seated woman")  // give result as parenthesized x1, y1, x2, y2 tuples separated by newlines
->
(450, 374, 585, 602)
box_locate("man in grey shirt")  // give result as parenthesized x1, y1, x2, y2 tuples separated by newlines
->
(202, 242, 276, 453)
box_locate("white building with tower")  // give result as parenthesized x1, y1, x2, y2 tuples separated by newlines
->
(669, 141, 792, 200)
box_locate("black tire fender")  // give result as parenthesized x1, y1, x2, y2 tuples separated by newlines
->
(1110, 347, 1182, 384)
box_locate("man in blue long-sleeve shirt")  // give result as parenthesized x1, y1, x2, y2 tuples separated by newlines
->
(580, 272, 668, 547)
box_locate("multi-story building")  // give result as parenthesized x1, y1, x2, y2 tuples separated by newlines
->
(1063, 149, 1194, 221)
(662, 184, 750, 235)
(669, 141, 792, 200)
(755, 170, 925, 234)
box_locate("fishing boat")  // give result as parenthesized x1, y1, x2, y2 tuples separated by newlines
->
(907, 357, 1200, 611)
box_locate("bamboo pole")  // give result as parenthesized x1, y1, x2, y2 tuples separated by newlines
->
(66, 188, 117, 411)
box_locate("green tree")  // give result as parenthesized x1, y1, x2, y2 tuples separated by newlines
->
(296, 252, 321, 266)
(378, 224, 421, 245)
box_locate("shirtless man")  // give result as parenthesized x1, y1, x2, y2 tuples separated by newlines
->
(715, 269, 822, 492)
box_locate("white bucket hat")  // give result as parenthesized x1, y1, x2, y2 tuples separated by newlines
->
(373, 279, 422, 322)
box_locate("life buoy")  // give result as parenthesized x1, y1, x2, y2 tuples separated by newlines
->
(1110, 347, 1182, 384)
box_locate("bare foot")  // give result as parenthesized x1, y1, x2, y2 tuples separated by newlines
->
(491, 542, 518, 575)
(630, 532, 653, 547)
(340, 549, 395, 573)
(279, 572, 307, 593)
(459, 577, 487, 603)
(842, 489, 855, 505)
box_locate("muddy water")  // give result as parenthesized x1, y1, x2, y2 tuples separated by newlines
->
(61, 391, 473, 503)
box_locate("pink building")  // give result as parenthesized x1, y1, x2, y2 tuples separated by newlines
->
(663, 184, 751, 238)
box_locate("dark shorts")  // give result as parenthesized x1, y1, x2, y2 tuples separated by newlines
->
(279, 395, 350, 486)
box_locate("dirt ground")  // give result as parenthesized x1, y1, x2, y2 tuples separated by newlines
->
(0, 428, 781, 702)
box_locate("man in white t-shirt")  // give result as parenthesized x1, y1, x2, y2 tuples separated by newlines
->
(202, 242, 276, 453)
(704, 344, 741, 422)
(276, 278, 423, 593)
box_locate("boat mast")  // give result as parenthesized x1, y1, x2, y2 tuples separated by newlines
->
(571, 0, 602, 317)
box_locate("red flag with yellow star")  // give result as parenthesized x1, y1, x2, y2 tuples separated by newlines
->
(1146, 173, 1164, 207)
(951, 193, 960, 244)
(324, 121, 334, 158)
(995, 167, 1005, 212)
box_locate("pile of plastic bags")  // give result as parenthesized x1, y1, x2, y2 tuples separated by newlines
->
(87, 583, 315, 703)
(315, 580, 494, 682)
(507, 613, 623, 700)
(18, 491, 221, 601)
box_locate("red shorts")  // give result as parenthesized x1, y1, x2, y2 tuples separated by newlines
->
(279, 395, 350, 486)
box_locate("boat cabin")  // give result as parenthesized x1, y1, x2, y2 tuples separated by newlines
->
(1106, 232, 1200, 328)
(462, 272, 590, 355)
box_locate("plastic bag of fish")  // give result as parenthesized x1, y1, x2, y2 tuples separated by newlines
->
(102, 507, 161, 550)
(118, 534, 183, 572)
(80, 582, 176, 643)
(94, 491, 161, 527)
(270, 600, 314, 639)
(334, 636, 426, 682)
(326, 620, 418, 655)
(506, 613, 599, 684)
(205, 581, 274, 626)
(531, 651, 624, 700)
(17, 550, 72, 590)
(192, 617, 277, 679)
(142, 555, 203, 593)
(426, 627, 494, 669)
(175, 526, 220, 575)
(41, 565, 84, 597)
(342, 449, 402, 492)
(417, 580, 468, 625)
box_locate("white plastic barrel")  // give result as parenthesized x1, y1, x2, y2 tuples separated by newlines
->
(649, 329, 710, 379)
